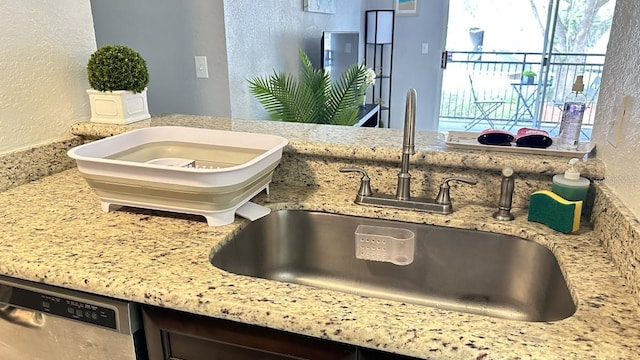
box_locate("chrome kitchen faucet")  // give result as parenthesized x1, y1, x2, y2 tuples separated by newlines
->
(340, 89, 477, 215)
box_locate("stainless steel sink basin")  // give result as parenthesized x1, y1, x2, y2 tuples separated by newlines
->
(211, 210, 576, 322)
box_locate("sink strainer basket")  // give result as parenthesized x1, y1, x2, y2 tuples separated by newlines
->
(355, 225, 415, 265)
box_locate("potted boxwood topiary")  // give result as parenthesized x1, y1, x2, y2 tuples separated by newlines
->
(86, 45, 151, 124)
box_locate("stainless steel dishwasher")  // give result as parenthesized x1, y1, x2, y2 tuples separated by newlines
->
(0, 275, 147, 360)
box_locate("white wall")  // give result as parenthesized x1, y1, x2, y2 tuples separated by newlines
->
(591, 0, 640, 218)
(0, 0, 96, 154)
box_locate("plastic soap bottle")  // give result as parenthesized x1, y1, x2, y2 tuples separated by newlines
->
(552, 158, 590, 203)
(557, 75, 587, 150)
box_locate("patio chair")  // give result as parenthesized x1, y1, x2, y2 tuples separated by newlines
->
(466, 75, 507, 130)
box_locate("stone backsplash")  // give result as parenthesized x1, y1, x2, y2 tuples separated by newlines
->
(275, 152, 567, 210)
(591, 183, 640, 304)
(0, 137, 83, 192)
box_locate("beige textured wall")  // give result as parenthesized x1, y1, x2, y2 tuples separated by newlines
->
(0, 0, 96, 154)
(592, 0, 640, 219)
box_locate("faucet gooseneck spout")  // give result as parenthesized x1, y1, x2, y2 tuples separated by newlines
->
(339, 87, 477, 215)
(396, 88, 417, 200)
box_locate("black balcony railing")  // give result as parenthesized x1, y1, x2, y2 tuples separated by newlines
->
(439, 50, 604, 138)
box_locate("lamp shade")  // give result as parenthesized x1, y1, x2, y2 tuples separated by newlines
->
(366, 10, 394, 44)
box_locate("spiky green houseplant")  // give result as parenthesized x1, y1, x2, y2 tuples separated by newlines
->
(248, 49, 368, 126)
(86, 45, 151, 124)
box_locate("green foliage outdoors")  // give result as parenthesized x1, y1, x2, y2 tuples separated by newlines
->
(87, 45, 149, 93)
(248, 49, 368, 126)
(553, 0, 614, 51)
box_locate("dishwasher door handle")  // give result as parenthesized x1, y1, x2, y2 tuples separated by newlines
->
(0, 305, 45, 328)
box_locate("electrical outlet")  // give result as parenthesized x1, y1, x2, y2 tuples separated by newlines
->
(421, 43, 429, 54)
(194, 56, 209, 78)
(345, 42, 352, 53)
(607, 94, 630, 148)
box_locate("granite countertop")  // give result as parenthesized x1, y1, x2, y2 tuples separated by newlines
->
(0, 170, 638, 359)
(70, 114, 606, 179)
(0, 116, 637, 359)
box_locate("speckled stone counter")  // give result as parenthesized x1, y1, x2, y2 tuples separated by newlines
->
(71, 114, 606, 212)
(70, 114, 606, 177)
(0, 116, 637, 359)
(0, 169, 638, 359)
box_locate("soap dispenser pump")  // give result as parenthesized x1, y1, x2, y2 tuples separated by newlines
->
(552, 158, 590, 202)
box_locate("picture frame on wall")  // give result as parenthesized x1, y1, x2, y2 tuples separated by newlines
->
(395, 0, 419, 16)
(303, 0, 336, 14)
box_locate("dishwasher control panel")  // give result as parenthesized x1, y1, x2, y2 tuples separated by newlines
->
(7, 286, 118, 330)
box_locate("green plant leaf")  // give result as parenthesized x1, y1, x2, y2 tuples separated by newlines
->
(248, 49, 367, 126)
(328, 63, 367, 125)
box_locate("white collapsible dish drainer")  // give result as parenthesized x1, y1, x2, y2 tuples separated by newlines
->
(68, 126, 288, 226)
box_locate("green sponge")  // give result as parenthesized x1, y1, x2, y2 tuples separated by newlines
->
(528, 190, 582, 233)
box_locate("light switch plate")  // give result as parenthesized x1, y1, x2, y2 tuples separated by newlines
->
(607, 94, 629, 147)
(194, 56, 209, 78)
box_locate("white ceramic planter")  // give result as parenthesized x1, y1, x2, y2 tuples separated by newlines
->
(87, 88, 150, 124)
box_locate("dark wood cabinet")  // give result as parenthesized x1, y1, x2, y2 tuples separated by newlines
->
(142, 306, 419, 360)
(358, 348, 417, 360)
(142, 306, 356, 360)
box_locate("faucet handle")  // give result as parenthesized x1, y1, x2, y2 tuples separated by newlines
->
(435, 177, 478, 205)
(339, 167, 372, 196)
